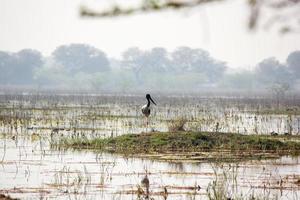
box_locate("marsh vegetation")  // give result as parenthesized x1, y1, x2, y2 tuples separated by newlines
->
(0, 92, 300, 199)
(57, 131, 300, 160)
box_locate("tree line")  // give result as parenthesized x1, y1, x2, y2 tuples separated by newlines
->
(0, 43, 299, 92)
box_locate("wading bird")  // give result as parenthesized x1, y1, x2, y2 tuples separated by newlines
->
(142, 94, 156, 127)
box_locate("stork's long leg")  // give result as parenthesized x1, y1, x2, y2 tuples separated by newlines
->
(146, 116, 149, 132)
(143, 116, 148, 132)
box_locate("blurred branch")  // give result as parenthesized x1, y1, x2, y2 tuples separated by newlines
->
(80, 0, 223, 17)
(80, 0, 300, 33)
(248, 0, 300, 33)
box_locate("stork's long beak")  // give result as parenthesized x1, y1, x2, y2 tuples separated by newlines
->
(150, 96, 156, 105)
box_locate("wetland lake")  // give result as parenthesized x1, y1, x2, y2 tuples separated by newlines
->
(0, 93, 300, 199)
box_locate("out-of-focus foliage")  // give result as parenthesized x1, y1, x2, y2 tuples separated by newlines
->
(80, 0, 300, 33)
(0, 44, 299, 92)
(249, 0, 300, 33)
(80, 0, 223, 18)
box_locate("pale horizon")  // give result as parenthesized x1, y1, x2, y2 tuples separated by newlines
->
(1, 0, 299, 69)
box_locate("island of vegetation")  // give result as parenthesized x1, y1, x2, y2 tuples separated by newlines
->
(56, 131, 300, 162)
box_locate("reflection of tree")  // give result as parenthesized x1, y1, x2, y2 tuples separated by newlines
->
(80, 0, 300, 33)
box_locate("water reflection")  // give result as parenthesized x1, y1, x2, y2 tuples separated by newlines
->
(0, 136, 299, 200)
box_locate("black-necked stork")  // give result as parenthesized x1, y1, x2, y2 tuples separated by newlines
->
(141, 94, 156, 127)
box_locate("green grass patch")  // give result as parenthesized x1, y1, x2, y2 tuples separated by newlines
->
(56, 132, 300, 156)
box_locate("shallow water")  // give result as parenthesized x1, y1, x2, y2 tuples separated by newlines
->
(0, 96, 299, 138)
(0, 136, 300, 200)
(0, 95, 300, 199)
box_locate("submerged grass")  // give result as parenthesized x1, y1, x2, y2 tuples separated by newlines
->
(250, 107, 300, 115)
(57, 132, 300, 156)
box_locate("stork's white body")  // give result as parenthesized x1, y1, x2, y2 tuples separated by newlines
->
(141, 104, 151, 117)
(141, 94, 156, 128)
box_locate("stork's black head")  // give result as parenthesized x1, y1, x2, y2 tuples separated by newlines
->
(146, 94, 156, 105)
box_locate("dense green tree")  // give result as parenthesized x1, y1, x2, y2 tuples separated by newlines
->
(171, 47, 226, 82)
(287, 50, 300, 79)
(0, 49, 43, 85)
(255, 57, 292, 85)
(52, 44, 110, 73)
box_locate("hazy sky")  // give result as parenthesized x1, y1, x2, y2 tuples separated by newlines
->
(0, 0, 299, 68)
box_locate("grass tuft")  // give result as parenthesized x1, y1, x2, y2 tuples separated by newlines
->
(167, 118, 187, 132)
